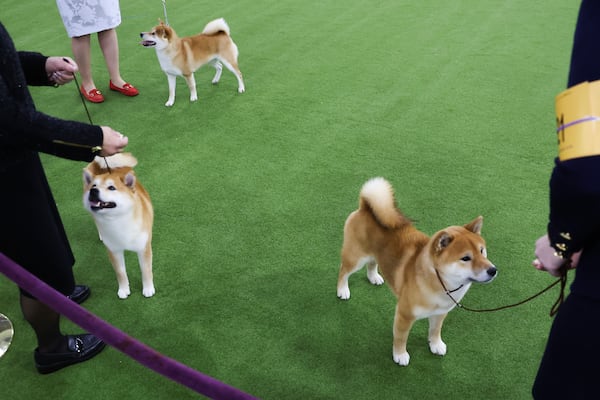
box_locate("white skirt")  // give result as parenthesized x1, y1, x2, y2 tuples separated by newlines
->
(56, 0, 122, 38)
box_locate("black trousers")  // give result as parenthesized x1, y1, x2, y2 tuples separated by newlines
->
(532, 293, 600, 399)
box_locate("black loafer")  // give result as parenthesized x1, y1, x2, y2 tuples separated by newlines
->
(68, 285, 90, 304)
(34, 334, 106, 374)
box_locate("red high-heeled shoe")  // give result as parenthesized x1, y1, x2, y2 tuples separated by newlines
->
(109, 81, 139, 97)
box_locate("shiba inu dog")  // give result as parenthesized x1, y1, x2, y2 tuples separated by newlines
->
(83, 153, 154, 299)
(140, 18, 245, 106)
(337, 177, 497, 366)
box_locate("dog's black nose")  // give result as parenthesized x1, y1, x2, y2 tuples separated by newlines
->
(89, 188, 100, 202)
(487, 266, 497, 277)
(139, 33, 144, 38)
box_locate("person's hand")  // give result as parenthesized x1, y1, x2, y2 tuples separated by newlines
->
(45, 56, 78, 86)
(99, 126, 128, 156)
(532, 234, 581, 277)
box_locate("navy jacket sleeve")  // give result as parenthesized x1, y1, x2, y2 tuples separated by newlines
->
(548, 156, 600, 257)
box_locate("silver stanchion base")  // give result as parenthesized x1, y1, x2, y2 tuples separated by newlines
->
(0, 313, 14, 357)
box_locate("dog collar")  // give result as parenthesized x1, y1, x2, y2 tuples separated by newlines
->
(434, 269, 464, 294)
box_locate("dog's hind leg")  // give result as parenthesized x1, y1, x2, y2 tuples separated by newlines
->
(337, 255, 373, 300)
(427, 313, 448, 356)
(211, 60, 223, 84)
(183, 73, 198, 103)
(218, 57, 245, 93)
(138, 244, 155, 298)
(107, 250, 131, 299)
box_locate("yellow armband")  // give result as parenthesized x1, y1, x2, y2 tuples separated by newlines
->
(555, 80, 600, 161)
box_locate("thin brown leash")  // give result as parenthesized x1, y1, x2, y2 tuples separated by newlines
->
(435, 264, 569, 317)
(63, 58, 111, 173)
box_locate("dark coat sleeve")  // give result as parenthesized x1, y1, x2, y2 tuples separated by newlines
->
(18, 51, 53, 87)
(0, 44, 103, 163)
(548, 156, 600, 258)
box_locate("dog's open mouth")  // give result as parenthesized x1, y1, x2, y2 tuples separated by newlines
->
(90, 201, 117, 211)
(140, 40, 156, 47)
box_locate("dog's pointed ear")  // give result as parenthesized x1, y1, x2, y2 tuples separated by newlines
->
(464, 216, 483, 235)
(83, 168, 93, 185)
(433, 231, 453, 253)
(124, 171, 136, 189)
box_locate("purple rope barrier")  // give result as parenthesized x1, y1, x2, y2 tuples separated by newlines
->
(0, 252, 258, 400)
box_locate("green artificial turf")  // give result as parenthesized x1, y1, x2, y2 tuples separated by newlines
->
(0, 1, 581, 399)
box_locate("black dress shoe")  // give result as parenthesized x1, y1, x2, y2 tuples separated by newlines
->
(68, 285, 90, 304)
(34, 334, 106, 374)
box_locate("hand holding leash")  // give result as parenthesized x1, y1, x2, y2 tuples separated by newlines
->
(532, 234, 580, 277)
(46, 56, 77, 86)
(100, 127, 128, 156)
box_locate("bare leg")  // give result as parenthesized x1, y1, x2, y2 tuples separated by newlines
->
(20, 294, 65, 352)
(71, 34, 95, 91)
(97, 29, 125, 87)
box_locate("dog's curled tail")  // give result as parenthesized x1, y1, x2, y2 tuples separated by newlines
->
(92, 152, 138, 172)
(202, 18, 230, 36)
(359, 177, 406, 229)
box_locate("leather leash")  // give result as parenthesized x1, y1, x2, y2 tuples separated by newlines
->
(435, 265, 569, 317)
(63, 58, 111, 173)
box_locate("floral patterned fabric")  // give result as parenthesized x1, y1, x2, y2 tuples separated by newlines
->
(56, 0, 121, 38)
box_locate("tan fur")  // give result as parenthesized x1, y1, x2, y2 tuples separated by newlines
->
(83, 153, 155, 299)
(337, 177, 497, 366)
(140, 18, 245, 106)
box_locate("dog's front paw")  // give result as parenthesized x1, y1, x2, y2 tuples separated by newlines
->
(337, 285, 350, 300)
(429, 339, 447, 356)
(142, 285, 155, 298)
(117, 287, 131, 299)
(367, 271, 384, 286)
(238, 87, 245, 94)
(393, 351, 410, 366)
(165, 100, 174, 107)
(190, 94, 198, 102)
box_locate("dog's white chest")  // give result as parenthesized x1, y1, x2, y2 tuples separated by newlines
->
(156, 50, 182, 75)
(93, 216, 149, 252)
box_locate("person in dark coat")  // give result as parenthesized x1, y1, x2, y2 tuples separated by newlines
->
(0, 21, 128, 373)
(532, 0, 600, 398)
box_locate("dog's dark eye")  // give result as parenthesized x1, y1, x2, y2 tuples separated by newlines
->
(108, 185, 116, 191)
(461, 256, 471, 262)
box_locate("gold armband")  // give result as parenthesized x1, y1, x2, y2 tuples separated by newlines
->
(555, 80, 600, 161)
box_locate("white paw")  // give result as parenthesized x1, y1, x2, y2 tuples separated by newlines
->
(337, 286, 350, 300)
(117, 287, 131, 299)
(238, 86, 245, 93)
(367, 272, 384, 286)
(429, 340, 447, 356)
(142, 286, 155, 298)
(165, 100, 174, 107)
(190, 94, 198, 102)
(393, 352, 410, 366)
(211, 78, 219, 84)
